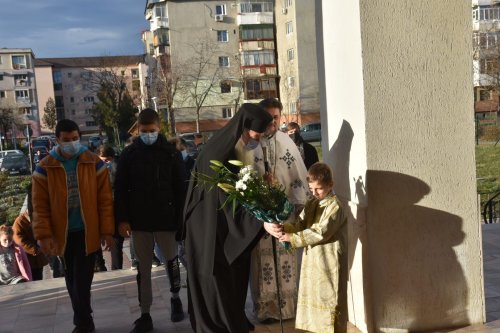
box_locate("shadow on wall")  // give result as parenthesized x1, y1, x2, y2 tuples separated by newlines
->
(365, 171, 469, 331)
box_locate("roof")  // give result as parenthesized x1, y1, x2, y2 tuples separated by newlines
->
(35, 55, 145, 68)
(0, 48, 35, 56)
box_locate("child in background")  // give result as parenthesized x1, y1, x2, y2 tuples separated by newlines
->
(268, 162, 348, 333)
(0, 225, 32, 285)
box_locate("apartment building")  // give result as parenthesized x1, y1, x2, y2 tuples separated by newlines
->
(274, 0, 320, 125)
(35, 56, 148, 134)
(472, 0, 500, 124)
(0, 48, 41, 138)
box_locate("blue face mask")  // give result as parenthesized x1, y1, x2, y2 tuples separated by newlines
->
(140, 132, 159, 145)
(244, 138, 260, 150)
(181, 150, 188, 160)
(60, 140, 81, 157)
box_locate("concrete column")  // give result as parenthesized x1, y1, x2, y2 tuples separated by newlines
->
(316, 1, 485, 332)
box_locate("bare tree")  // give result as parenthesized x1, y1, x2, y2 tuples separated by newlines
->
(0, 100, 24, 147)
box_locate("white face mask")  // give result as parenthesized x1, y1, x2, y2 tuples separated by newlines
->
(181, 150, 188, 160)
(244, 138, 260, 150)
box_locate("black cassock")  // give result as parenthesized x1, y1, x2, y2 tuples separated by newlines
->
(183, 104, 273, 333)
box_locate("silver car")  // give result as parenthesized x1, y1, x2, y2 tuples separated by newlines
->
(300, 122, 322, 142)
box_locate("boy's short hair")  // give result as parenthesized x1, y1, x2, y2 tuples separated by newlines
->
(55, 119, 81, 138)
(0, 224, 13, 236)
(138, 108, 160, 125)
(259, 98, 283, 112)
(98, 145, 115, 158)
(287, 122, 300, 132)
(307, 162, 334, 185)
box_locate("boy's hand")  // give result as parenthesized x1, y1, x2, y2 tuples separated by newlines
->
(38, 238, 55, 255)
(101, 235, 115, 251)
(118, 222, 131, 237)
(279, 233, 291, 242)
(263, 222, 282, 238)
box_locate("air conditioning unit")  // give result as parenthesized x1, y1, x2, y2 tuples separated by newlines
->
(282, 8, 287, 14)
(215, 14, 224, 22)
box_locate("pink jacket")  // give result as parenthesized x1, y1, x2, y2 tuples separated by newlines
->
(12, 243, 32, 282)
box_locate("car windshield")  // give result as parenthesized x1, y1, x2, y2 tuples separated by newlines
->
(2, 155, 25, 167)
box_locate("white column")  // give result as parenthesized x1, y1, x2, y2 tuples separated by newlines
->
(316, 1, 485, 332)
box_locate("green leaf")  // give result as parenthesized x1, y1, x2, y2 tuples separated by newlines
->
(228, 160, 244, 167)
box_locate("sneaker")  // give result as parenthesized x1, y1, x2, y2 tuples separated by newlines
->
(171, 297, 184, 322)
(152, 256, 161, 268)
(72, 321, 95, 333)
(130, 313, 153, 333)
(131, 260, 138, 270)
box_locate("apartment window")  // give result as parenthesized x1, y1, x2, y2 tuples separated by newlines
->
(80, 71, 92, 79)
(240, 25, 274, 40)
(53, 71, 62, 84)
(241, 50, 275, 66)
(286, 21, 293, 35)
(71, 109, 76, 115)
(55, 96, 64, 108)
(219, 56, 230, 67)
(287, 48, 294, 61)
(85, 109, 92, 115)
(155, 3, 167, 17)
(216, 4, 226, 15)
(70, 97, 75, 103)
(0, 91, 5, 98)
(12, 55, 27, 69)
(84, 96, 95, 103)
(287, 76, 295, 88)
(222, 107, 233, 118)
(0, 56, 2, 64)
(0, 74, 3, 81)
(285, 0, 292, 8)
(67, 72, 72, 78)
(479, 89, 492, 101)
(14, 74, 28, 86)
(131, 69, 139, 79)
(289, 101, 297, 114)
(240, 2, 273, 13)
(20, 107, 31, 115)
(221, 81, 231, 93)
(86, 121, 97, 127)
(217, 30, 229, 42)
(245, 78, 277, 99)
(121, 70, 126, 76)
(15, 90, 29, 99)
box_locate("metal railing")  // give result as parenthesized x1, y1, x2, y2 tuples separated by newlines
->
(473, 7, 500, 21)
(483, 191, 500, 224)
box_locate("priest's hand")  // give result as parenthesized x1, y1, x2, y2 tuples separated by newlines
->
(119, 222, 131, 238)
(263, 222, 282, 238)
(279, 233, 291, 243)
(101, 235, 115, 251)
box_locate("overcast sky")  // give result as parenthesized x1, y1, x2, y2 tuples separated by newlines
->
(0, 0, 148, 58)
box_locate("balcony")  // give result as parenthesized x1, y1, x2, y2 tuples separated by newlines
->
(239, 40, 275, 51)
(151, 17, 169, 30)
(237, 12, 273, 25)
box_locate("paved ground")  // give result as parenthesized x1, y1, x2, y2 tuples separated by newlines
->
(2, 224, 500, 332)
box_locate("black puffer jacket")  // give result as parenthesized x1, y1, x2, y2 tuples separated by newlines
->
(114, 134, 186, 232)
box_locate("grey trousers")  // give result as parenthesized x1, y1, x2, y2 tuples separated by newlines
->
(133, 231, 177, 314)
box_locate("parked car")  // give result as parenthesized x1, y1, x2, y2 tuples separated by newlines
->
(31, 137, 53, 150)
(0, 153, 29, 175)
(0, 150, 24, 166)
(300, 122, 322, 142)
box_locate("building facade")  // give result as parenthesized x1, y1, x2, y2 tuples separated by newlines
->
(472, 0, 500, 124)
(0, 48, 41, 139)
(35, 56, 147, 134)
(274, 0, 320, 125)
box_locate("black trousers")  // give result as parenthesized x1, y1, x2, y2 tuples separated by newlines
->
(31, 267, 43, 281)
(63, 231, 96, 327)
(111, 235, 124, 270)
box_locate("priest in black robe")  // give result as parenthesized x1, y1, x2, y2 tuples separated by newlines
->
(183, 103, 274, 333)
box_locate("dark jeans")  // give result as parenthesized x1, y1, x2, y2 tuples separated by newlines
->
(111, 235, 124, 270)
(31, 267, 43, 281)
(63, 231, 96, 327)
(48, 255, 64, 278)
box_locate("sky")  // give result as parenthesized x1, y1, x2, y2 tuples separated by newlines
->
(0, 0, 149, 58)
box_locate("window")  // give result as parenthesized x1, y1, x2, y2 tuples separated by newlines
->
(20, 107, 31, 115)
(154, 3, 167, 17)
(222, 107, 233, 118)
(286, 21, 293, 35)
(86, 121, 97, 127)
(287, 76, 295, 88)
(53, 71, 62, 83)
(287, 48, 294, 61)
(70, 97, 75, 103)
(131, 69, 139, 79)
(479, 89, 492, 101)
(241, 51, 275, 66)
(12, 55, 27, 69)
(0, 91, 5, 98)
(84, 96, 95, 103)
(14, 74, 28, 86)
(55, 96, 64, 107)
(0, 56, 2, 64)
(0, 74, 3, 81)
(289, 101, 297, 114)
(245, 78, 277, 99)
(219, 56, 230, 67)
(240, 25, 274, 40)
(85, 109, 92, 115)
(285, 0, 292, 8)
(71, 109, 76, 115)
(67, 72, 72, 78)
(121, 70, 126, 76)
(80, 71, 92, 79)
(240, 2, 273, 13)
(217, 30, 229, 42)
(215, 4, 226, 15)
(221, 81, 231, 93)
(132, 80, 140, 91)
(15, 90, 29, 99)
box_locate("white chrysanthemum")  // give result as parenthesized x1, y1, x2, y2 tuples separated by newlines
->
(242, 173, 252, 182)
(235, 180, 247, 191)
